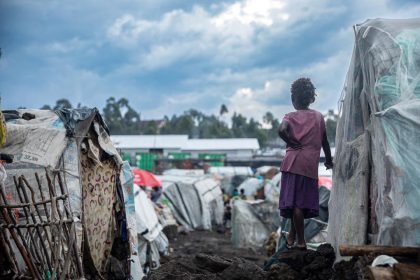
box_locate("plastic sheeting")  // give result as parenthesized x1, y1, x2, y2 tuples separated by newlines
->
(208, 166, 254, 176)
(134, 187, 163, 241)
(237, 178, 263, 197)
(120, 161, 144, 279)
(231, 199, 271, 248)
(162, 169, 205, 177)
(1, 110, 67, 168)
(264, 173, 281, 203)
(159, 175, 224, 231)
(134, 187, 168, 271)
(137, 232, 168, 271)
(328, 18, 420, 254)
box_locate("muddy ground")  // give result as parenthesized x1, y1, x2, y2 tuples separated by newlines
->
(146, 230, 356, 280)
(161, 230, 267, 266)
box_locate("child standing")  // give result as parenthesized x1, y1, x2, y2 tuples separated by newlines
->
(278, 78, 333, 250)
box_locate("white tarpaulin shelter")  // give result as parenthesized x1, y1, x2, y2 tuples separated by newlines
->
(264, 173, 281, 203)
(208, 166, 254, 177)
(237, 177, 263, 197)
(162, 169, 204, 177)
(134, 186, 168, 270)
(328, 18, 420, 255)
(231, 199, 271, 248)
(158, 175, 224, 231)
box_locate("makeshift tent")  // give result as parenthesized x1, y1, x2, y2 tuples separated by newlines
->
(219, 174, 248, 196)
(318, 163, 332, 177)
(208, 166, 254, 176)
(264, 173, 281, 203)
(233, 181, 331, 250)
(134, 186, 168, 272)
(237, 177, 263, 197)
(162, 169, 204, 177)
(0, 109, 142, 279)
(133, 168, 162, 188)
(329, 18, 420, 256)
(256, 166, 279, 178)
(231, 198, 282, 248)
(318, 177, 333, 190)
(158, 175, 224, 231)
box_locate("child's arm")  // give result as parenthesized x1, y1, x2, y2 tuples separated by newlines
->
(322, 131, 333, 169)
(278, 121, 301, 149)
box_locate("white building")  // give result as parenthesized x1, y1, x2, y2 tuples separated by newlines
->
(111, 135, 260, 159)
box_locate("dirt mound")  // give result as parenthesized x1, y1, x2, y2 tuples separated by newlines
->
(266, 243, 336, 280)
(147, 254, 265, 280)
(331, 255, 374, 280)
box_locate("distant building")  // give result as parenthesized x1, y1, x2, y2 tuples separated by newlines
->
(183, 138, 259, 158)
(111, 135, 260, 167)
(111, 135, 189, 157)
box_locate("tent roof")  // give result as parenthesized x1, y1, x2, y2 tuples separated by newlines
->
(111, 135, 188, 149)
(184, 138, 260, 151)
(111, 135, 260, 151)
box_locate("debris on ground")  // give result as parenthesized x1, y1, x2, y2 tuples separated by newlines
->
(148, 254, 265, 280)
(148, 241, 339, 280)
(332, 244, 420, 280)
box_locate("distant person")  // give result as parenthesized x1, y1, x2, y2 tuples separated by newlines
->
(239, 189, 246, 200)
(232, 188, 239, 197)
(222, 189, 230, 205)
(151, 187, 162, 203)
(278, 78, 333, 250)
(223, 205, 232, 229)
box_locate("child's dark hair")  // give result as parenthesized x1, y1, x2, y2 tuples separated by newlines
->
(291, 78, 316, 107)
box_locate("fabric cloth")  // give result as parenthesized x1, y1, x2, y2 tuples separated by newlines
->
(81, 152, 116, 275)
(279, 172, 319, 219)
(280, 109, 326, 179)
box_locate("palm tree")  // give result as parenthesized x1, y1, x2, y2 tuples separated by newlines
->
(220, 104, 228, 116)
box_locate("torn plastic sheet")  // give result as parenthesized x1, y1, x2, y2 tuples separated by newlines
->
(329, 19, 420, 256)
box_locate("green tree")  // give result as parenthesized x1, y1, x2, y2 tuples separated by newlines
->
(325, 109, 338, 146)
(263, 112, 274, 126)
(103, 97, 141, 134)
(160, 113, 195, 136)
(142, 121, 160, 135)
(231, 113, 248, 138)
(199, 115, 232, 138)
(40, 104, 52, 110)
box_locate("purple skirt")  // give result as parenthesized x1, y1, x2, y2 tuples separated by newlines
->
(279, 172, 319, 219)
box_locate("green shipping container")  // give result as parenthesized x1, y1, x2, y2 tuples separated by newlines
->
(135, 153, 157, 171)
(168, 152, 191, 160)
(198, 153, 226, 160)
(199, 153, 226, 167)
(122, 153, 132, 163)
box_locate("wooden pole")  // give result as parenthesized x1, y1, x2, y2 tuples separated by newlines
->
(13, 176, 46, 276)
(0, 184, 40, 279)
(339, 245, 420, 258)
(393, 263, 420, 280)
(367, 266, 395, 280)
(56, 172, 84, 278)
(19, 176, 53, 273)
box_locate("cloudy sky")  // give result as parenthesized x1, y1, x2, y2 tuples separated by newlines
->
(1, 0, 419, 121)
